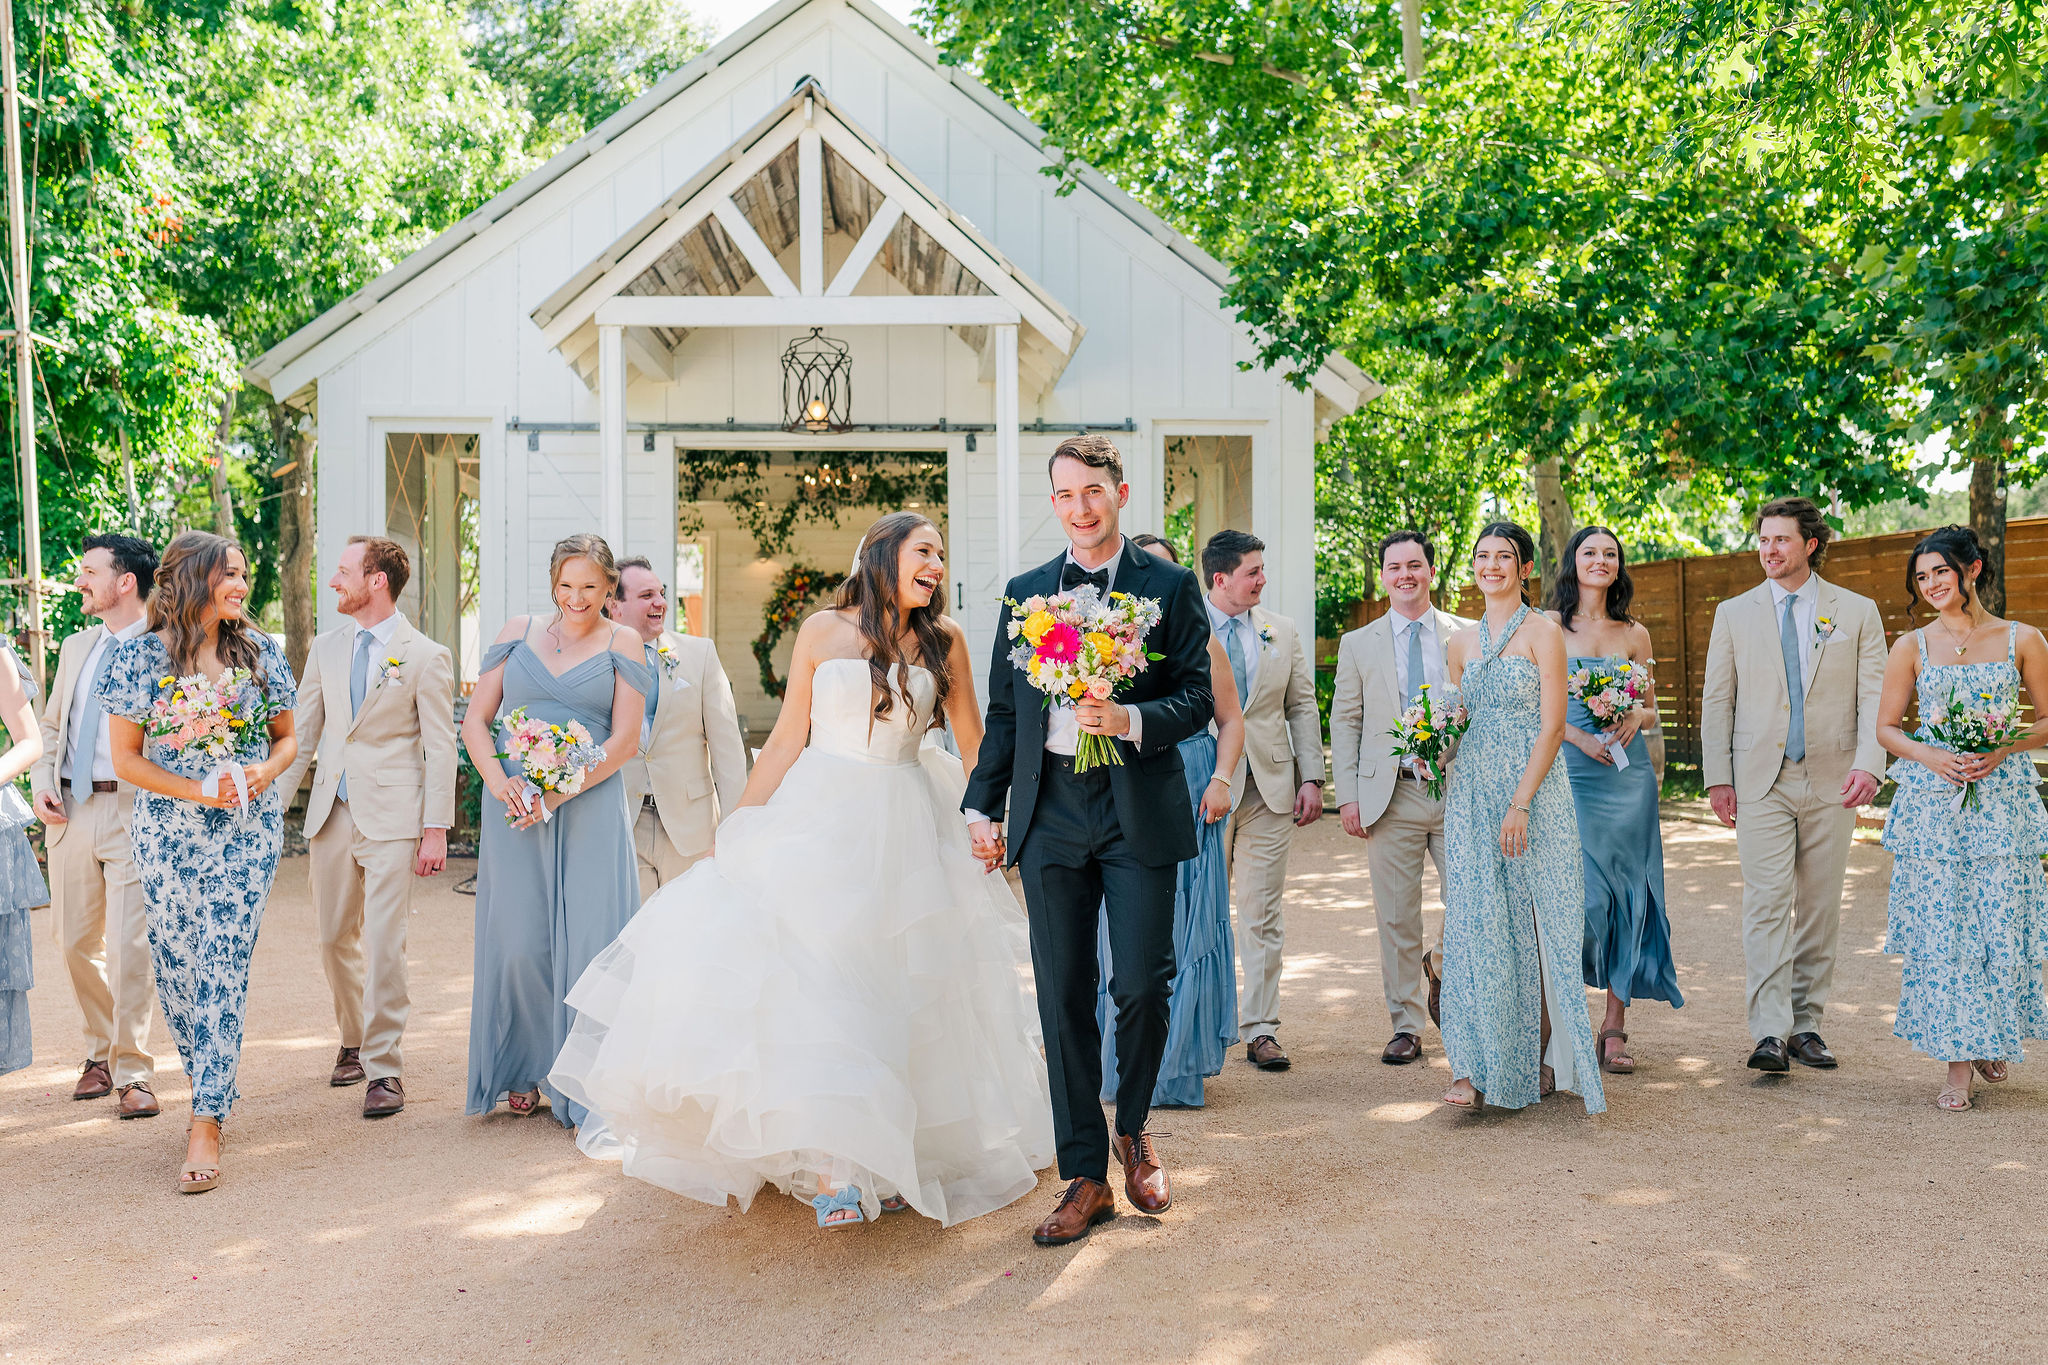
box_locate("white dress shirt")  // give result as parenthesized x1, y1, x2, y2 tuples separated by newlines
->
(1389, 607, 1444, 705)
(1204, 598, 1260, 702)
(64, 616, 149, 785)
(1768, 575, 1820, 692)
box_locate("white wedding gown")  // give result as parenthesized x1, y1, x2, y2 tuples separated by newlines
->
(550, 658, 1055, 1226)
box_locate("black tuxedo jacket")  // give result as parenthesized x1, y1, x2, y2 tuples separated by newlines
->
(963, 540, 1215, 868)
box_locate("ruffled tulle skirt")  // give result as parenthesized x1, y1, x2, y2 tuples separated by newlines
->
(550, 741, 1054, 1226)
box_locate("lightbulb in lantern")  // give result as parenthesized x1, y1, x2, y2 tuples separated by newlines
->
(804, 397, 830, 431)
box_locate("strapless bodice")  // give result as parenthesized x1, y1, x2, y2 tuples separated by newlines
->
(810, 658, 937, 766)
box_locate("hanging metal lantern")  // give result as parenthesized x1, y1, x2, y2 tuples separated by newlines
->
(781, 327, 851, 433)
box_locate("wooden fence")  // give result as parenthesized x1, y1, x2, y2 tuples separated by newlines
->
(1336, 516, 2048, 767)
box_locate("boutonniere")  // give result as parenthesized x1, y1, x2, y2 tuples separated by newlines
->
(375, 655, 404, 687)
(1257, 622, 1275, 650)
(653, 641, 687, 682)
(1814, 616, 1838, 644)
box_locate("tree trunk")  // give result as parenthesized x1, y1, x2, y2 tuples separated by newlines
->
(1968, 402, 2008, 616)
(271, 401, 317, 680)
(1400, 0, 1424, 106)
(210, 390, 236, 537)
(1529, 455, 1573, 597)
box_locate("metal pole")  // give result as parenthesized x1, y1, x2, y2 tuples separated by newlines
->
(0, 2, 42, 681)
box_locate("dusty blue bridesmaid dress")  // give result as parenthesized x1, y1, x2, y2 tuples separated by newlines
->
(1563, 655, 1682, 1009)
(0, 643, 47, 1075)
(1094, 728, 1236, 1107)
(467, 638, 651, 1127)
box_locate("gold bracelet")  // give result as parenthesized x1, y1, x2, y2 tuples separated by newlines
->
(1210, 774, 1232, 787)
(1509, 799, 1531, 814)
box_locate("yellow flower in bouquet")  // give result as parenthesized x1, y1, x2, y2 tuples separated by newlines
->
(1021, 610, 1057, 645)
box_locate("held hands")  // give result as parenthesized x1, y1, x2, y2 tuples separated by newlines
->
(968, 818, 1005, 872)
(32, 790, 65, 825)
(510, 790, 558, 831)
(1201, 778, 1233, 824)
(1074, 698, 1130, 738)
(1840, 768, 1882, 809)
(1339, 801, 1370, 840)
(1293, 782, 1323, 827)
(1499, 804, 1531, 859)
(414, 826, 448, 877)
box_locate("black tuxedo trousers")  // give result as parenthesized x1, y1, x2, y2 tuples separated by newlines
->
(1019, 753, 1177, 1182)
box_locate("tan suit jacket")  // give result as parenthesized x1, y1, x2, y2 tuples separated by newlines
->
(622, 632, 749, 859)
(1700, 577, 1887, 804)
(1228, 606, 1324, 814)
(281, 616, 457, 842)
(1328, 606, 1470, 825)
(31, 624, 139, 848)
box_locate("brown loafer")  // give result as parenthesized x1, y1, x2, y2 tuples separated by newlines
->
(117, 1081, 161, 1119)
(1381, 1032, 1422, 1065)
(1246, 1035, 1290, 1071)
(363, 1077, 405, 1118)
(73, 1059, 113, 1101)
(1111, 1130, 1171, 1214)
(1031, 1177, 1116, 1246)
(330, 1047, 366, 1087)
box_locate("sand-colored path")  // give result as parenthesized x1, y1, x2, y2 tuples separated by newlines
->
(5, 819, 2042, 1364)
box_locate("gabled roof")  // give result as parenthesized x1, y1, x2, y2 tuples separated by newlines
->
(243, 0, 1378, 419)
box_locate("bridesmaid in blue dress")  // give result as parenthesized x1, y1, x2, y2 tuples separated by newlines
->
(101, 532, 300, 1191)
(1877, 526, 2048, 1111)
(0, 639, 49, 1077)
(1093, 534, 1245, 1107)
(1546, 526, 1682, 1076)
(461, 534, 651, 1126)
(1439, 522, 1603, 1114)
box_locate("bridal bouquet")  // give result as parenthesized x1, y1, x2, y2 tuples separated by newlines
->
(147, 668, 275, 810)
(1921, 681, 2029, 812)
(1565, 659, 1652, 768)
(1006, 584, 1164, 773)
(495, 707, 608, 823)
(1386, 683, 1468, 801)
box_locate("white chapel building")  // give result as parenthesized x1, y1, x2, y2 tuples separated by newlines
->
(247, 0, 1376, 732)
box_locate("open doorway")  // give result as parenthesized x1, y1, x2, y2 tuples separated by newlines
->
(385, 432, 482, 690)
(1163, 434, 1253, 569)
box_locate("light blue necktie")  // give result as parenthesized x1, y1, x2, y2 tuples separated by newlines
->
(1780, 593, 1806, 763)
(68, 636, 118, 804)
(643, 644, 660, 727)
(1404, 617, 1427, 705)
(338, 630, 372, 803)
(1223, 617, 1251, 704)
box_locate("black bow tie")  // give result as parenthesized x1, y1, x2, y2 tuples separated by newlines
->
(1062, 561, 1110, 593)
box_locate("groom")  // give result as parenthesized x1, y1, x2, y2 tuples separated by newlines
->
(965, 434, 1215, 1247)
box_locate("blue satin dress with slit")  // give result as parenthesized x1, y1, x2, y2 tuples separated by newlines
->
(467, 639, 652, 1127)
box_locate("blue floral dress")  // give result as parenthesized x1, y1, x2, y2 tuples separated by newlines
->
(1882, 625, 2048, 1063)
(1440, 606, 1604, 1114)
(96, 632, 297, 1119)
(0, 643, 49, 1075)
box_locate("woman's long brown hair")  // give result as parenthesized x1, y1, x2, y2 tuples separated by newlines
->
(149, 531, 274, 698)
(833, 511, 951, 727)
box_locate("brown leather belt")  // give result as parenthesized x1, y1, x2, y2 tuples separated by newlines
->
(90, 780, 118, 794)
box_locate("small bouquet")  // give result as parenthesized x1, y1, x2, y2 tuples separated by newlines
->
(1005, 585, 1164, 773)
(1565, 659, 1653, 768)
(1387, 682, 1469, 800)
(1921, 681, 2030, 812)
(494, 706, 608, 823)
(147, 668, 274, 810)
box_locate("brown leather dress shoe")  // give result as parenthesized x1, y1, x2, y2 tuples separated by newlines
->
(1112, 1131, 1171, 1214)
(1786, 1032, 1838, 1069)
(330, 1047, 366, 1087)
(73, 1059, 113, 1101)
(1032, 1177, 1116, 1246)
(117, 1081, 161, 1119)
(1424, 950, 1443, 1028)
(1381, 1032, 1423, 1065)
(363, 1077, 405, 1117)
(1246, 1035, 1290, 1071)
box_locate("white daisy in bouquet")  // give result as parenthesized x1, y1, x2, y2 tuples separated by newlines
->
(1005, 584, 1164, 773)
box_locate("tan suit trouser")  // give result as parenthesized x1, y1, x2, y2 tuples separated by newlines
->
(49, 793, 155, 1086)
(1227, 770, 1299, 1042)
(1365, 777, 1448, 1039)
(634, 802, 706, 902)
(309, 802, 417, 1081)
(1736, 758, 1854, 1043)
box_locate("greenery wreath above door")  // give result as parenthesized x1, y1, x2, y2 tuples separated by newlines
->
(754, 563, 847, 698)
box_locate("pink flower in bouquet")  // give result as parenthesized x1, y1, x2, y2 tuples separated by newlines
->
(1086, 676, 1114, 700)
(1037, 621, 1082, 664)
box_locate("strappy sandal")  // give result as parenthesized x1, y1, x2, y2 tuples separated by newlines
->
(1937, 1082, 1974, 1112)
(879, 1195, 911, 1214)
(505, 1089, 546, 1116)
(1599, 1029, 1634, 1074)
(813, 1185, 866, 1229)
(1441, 1081, 1484, 1111)
(180, 1119, 223, 1194)
(1540, 1064, 1556, 1098)
(1973, 1059, 2009, 1084)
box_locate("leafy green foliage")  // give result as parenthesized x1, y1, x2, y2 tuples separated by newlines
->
(466, 0, 710, 154)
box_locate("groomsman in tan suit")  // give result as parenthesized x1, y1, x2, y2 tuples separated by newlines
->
(1200, 531, 1325, 1072)
(30, 534, 161, 1117)
(280, 536, 456, 1117)
(1330, 530, 1470, 1065)
(1701, 497, 1886, 1074)
(611, 556, 748, 897)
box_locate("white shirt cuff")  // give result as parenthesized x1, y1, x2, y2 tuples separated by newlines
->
(964, 809, 994, 827)
(1124, 706, 1143, 748)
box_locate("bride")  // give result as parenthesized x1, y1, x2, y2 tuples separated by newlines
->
(550, 511, 1054, 1228)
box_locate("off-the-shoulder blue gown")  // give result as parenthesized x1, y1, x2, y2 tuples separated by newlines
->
(467, 639, 651, 1127)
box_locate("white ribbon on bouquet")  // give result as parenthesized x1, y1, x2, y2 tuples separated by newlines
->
(515, 777, 554, 823)
(200, 760, 252, 813)
(1605, 738, 1631, 770)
